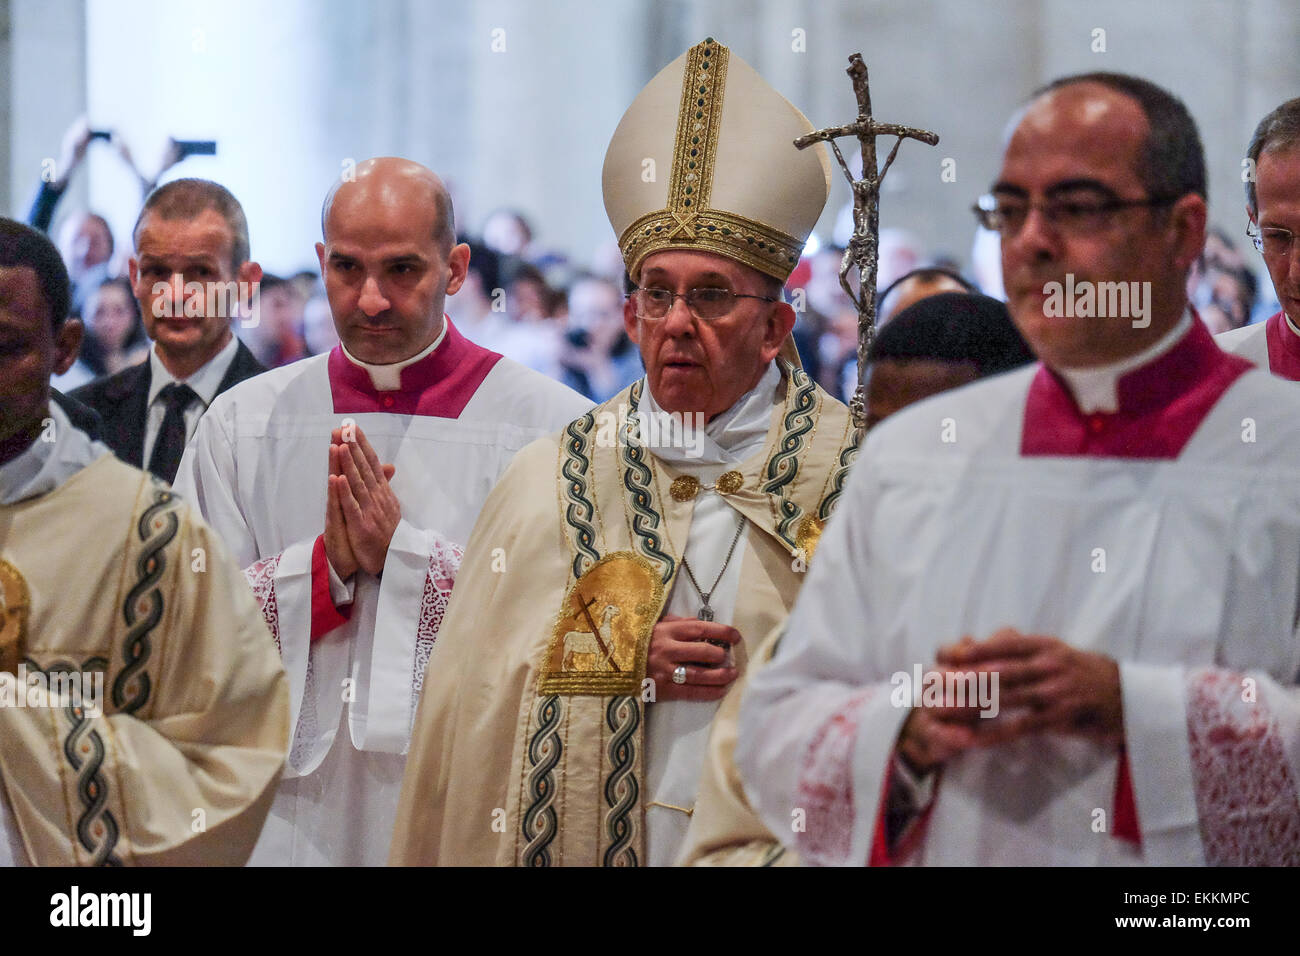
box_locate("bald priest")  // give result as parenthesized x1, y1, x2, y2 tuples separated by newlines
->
(392, 38, 859, 866)
(174, 159, 590, 866)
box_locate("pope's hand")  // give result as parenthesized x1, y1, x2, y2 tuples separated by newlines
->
(936, 628, 1125, 745)
(331, 426, 400, 577)
(646, 614, 741, 702)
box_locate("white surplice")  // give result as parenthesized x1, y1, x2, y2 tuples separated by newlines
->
(738, 320, 1300, 866)
(640, 361, 780, 867)
(1218, 310, 1300, 380)
(174, 318, 591, 865)
(1216, 319, 1270, 366)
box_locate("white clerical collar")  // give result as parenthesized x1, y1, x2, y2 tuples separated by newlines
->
(0, 402, 111, 505)
(148, 333, 239, 408)
(340, 322, 446, 391)
(640, 360, 781, 467)
(1285, 311, 1300, 340)
(1054, 311, 1193, 414)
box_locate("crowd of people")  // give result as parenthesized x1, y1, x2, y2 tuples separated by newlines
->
(30, 116, 1279, 413)
(2, 37, 1300, 873)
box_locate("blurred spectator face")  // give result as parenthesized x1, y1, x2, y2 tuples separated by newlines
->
(877, 228, 922, 290)
(508, 275, 549, 321)
(827, 307, 859, 350)
(483, 210, 531, 257)
(1211, 270, 1251, 327)
(591, 240, 628, 284)
(302, 293, 339, 355)
(261, 282, 304, 338)
(1189, 227, 1254, 331)
(58, 213, 113, 274)
(458, 268, 488, 308)
(290, 271, 318, 303)
(866, 358, 978, 430)
(567, 277, 623, 351)
(87, 280, 138, 351)
(1203, 230, 1240, 270)
(807, 248, 855, 316)
(130, 207, 245, 366)
(1252, 146, 1300, 323)
(1198, 302, 1235, 335)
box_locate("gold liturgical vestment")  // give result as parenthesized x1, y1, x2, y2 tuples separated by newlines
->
(0, 452, 289, 865)
(677, 627, 799, 865)
(392, 361, 856, 865)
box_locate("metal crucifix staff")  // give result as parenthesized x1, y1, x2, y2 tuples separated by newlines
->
(794, 54, 939, 436)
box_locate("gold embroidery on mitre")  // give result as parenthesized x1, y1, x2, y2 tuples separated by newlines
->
(622, 208, 804, 283)
(539, 552, 667, 696)
(668, 40, 725, 230)
(617, 38, 799, 282)
(0, 558, 31, 675)
(795, 516, 825, 561)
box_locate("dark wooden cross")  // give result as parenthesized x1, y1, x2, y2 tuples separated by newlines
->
(575, 591, 621, 672)
(794, 54, 939, 434)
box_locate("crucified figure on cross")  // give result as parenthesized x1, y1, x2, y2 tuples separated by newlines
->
(794, 53, 939, 435)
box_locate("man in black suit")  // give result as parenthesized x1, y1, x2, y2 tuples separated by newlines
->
(50, 389, 102, 439)
(71, 179, 265, 483)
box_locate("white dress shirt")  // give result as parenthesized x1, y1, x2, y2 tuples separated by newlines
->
(143, 334, 240, 467)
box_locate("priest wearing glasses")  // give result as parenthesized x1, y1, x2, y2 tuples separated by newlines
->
(392, 38, 858, 867)
(737, 73, 1300, 866)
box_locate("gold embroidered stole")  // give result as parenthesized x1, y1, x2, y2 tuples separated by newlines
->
(0, 457, 181, 864)
(510, 362, 858, 866)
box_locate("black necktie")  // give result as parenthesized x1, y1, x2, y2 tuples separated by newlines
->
(148, 383, 199, 483)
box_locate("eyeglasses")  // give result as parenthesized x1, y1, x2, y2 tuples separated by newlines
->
(1247, 223, 1299, 257)
(973, 193, 1177, 237)
(629, 286, 779, 321)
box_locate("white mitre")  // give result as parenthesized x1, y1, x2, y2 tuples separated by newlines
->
(602, 37, 832, 284)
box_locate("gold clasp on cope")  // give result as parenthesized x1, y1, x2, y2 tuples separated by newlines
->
(670, 470, 743, 502)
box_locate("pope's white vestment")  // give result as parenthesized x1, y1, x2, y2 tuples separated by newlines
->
(391, 359, 857, 866)
(738, 320, 1300, 866)
(641, 363, 779, 865)
(174, 318, 590, 865)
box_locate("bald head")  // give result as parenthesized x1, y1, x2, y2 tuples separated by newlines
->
(315, 157, 470, 366)
(321, 157, 456, 252)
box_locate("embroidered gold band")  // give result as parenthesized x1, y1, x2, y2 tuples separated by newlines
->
(621, 207, 804, 283)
